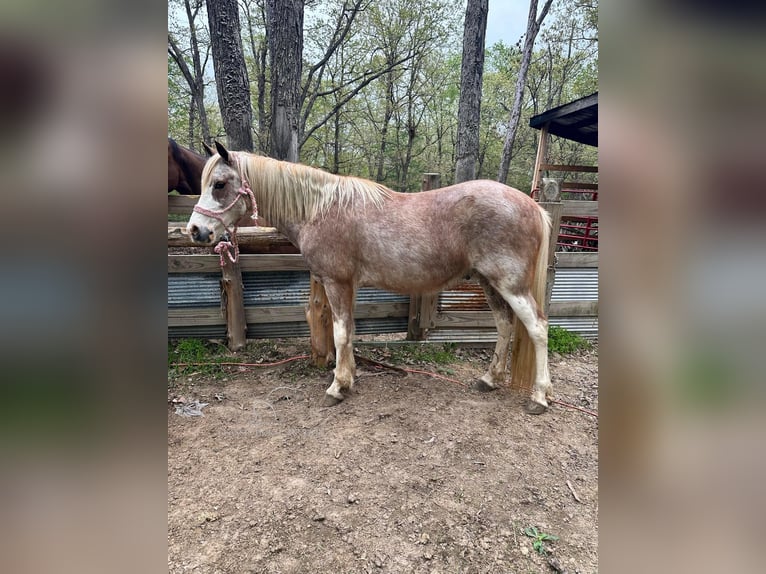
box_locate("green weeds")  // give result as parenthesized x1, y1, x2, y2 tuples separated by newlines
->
(548, 325, 592, 354)
(523, 525, 559, 555)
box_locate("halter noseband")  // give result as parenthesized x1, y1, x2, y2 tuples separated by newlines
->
(192, 153, 258, 266)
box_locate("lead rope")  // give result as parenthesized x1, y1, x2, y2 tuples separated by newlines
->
(193, 153, 258, 267)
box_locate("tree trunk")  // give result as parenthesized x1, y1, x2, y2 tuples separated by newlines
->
(497, 0, 553, 185)
(375, 71, 395, 182)
(206, 0, 254, 151)
(185, 0, 211, 146)
(265, 0, 304, 162)
(454, 0, 488, 184)
(168, 1, 211, 148)
(242, 0, 269, 152)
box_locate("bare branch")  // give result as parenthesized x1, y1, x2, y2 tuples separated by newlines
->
(168, 34, 196, 89)
(300, 52, 414, 147)
(301, 0, 368, 106)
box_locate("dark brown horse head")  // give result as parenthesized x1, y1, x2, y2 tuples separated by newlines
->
(168, 138, 207, 195)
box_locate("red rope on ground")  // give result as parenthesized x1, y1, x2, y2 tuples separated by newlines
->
(172, 354, 310, 369)
(171, 355, 598, 418)
(549, 398, 598, 418)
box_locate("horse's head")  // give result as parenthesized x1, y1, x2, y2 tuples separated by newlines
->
(186, 141, 252, 245)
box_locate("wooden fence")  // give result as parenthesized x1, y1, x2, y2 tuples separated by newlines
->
(168, 173, 598, 345)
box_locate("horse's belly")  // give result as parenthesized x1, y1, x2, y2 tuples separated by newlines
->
(358, 261, 467, 294)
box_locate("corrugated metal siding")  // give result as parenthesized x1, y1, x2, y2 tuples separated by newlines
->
(425, 317, 598, 343)
(245, 317, 408, 339)
(168, 324, 227, 339)
(242, 271, 409, 306)
(438, 281, 488, 312)
(168, 270, 408, 339)
(168, 266, 597, 341)
(168, 274, 221, 308)
(550, 268, 598, 301)
(428, 267, 599, 341)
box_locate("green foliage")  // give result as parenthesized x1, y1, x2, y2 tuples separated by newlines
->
(548, 326, 592, 354)
(168, 338, 239, 379)
(167, 0, 598, 193)
(523, 526, 560, 555)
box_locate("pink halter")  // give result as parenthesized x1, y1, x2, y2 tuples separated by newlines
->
(193, 153, 258, 266)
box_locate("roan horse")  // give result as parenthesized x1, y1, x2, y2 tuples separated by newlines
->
(168, 137, 207, 195)
(187, 141, 553, 414)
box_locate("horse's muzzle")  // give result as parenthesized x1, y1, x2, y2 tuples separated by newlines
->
(188, 224, 213, 244)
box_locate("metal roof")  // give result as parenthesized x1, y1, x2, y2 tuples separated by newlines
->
(529, 92, 598, 147)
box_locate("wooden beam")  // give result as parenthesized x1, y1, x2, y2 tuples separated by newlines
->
(221, 258, 247, 351)
(240, 254, 308, 272)
(168, 255, 222, 274)
(562, 200, 598, 217)
(411, 173, 442, 340)
(306, 276, 334, 367)
(541, 164, 598, 173)
(168, 225, 298, 252)
(549, 300, 598, 316)
(556, 252, 598, 268)
(429, 300, 598, 329)
(562, 181, 598, 190)
(421, 173, 441, 191)
(530, 125, 550, 194)
(540, 200, 563, 316)
(168, 308, 225, 327)
(169, 302, 409, 328)
(246, 302, 409, 324)
(168, 253, 310, 274)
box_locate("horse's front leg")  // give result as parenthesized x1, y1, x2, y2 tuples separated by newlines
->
(321, 280, 356, 406)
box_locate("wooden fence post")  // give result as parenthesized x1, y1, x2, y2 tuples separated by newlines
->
(407, 173, 441, 340)
(306, 276, 335, 367)
(220, 258, 247, 351)
(539, 178, 563, 316)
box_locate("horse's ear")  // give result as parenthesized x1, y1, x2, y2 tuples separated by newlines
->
(202, 142, 215, 157)
(214, 140, 231, 164)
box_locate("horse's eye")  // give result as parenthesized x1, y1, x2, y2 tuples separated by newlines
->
(213, 181, 225, 190)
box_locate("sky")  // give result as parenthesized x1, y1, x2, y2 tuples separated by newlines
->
(169, 1, 534, 51)
(485, 1, 530, 47)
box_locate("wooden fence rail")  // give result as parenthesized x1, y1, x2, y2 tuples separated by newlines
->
(168, 176, 598, 347)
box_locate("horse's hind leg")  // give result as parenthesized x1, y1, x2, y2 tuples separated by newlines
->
(321, 280, 356, 406)
(500, 290, 552, 414)
(475, 276, 512, 392)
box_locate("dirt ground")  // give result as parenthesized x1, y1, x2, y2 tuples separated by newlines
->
(168, 340, 598, 574)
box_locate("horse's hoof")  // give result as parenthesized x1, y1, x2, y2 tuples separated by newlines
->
(473, 379, 498, 393)
(321, 394, 344, 407)
(525, 400, 548, 415)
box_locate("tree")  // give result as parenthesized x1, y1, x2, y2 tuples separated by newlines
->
(168, 0, 212, 148)
(241, 0, 270, 152)
(206, 0, 254, 150)
(265, 0, 304, 161)
(454, 0, 488, 183)
(497, 0, 554, 184)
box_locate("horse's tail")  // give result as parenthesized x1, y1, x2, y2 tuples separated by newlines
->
(533, 206, 552, 309)
(510, 205, 552, 390)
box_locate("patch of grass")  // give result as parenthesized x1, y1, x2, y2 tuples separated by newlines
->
(387, 343, 459, 366)
(168, 338, 239, 380)
(548, 325, 591, 354)
(523, 525, 559, 555)
(168, 213, 188, 222)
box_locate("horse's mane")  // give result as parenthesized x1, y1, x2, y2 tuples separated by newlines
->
(206, 152, 393, 227)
